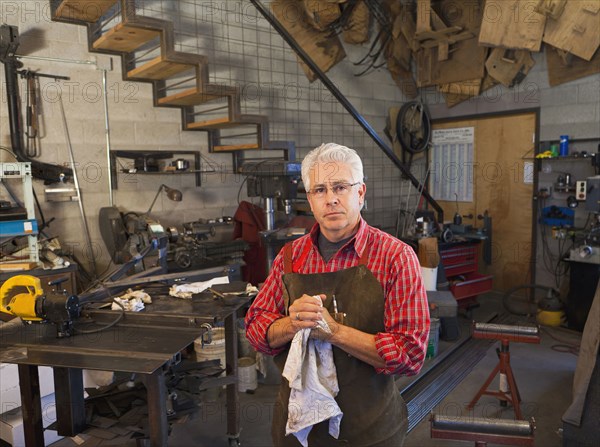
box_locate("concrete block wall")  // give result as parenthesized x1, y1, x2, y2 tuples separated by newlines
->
(426, 51, 600, 140)
(0, 1, 408, 277)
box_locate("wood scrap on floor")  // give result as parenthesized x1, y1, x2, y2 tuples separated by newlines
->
(542, 0, 600, 61)
(485, 48, 536, 87)
(272, 0, 346, 82)
(479, 0, 546, 51)
(546, 45, 600, 87)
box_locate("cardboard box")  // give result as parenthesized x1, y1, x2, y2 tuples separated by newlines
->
(0, 364, 55, 413)
(0, 393, 62, 446)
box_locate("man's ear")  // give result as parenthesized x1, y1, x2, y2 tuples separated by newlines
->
(358, 183, 366, 204)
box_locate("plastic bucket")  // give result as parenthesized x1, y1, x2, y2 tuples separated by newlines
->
(238, 357, 258, 392)
(426, 318, 440, 359)
(194, 327, 226, 372)
(421, 266, 438, 291)
(238, 324, 256, 359)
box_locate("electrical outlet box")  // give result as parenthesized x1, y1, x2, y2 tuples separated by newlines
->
(576, 181, 587, 201)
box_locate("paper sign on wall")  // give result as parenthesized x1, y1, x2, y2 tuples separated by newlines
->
(430, 127, 474, 202)
(524, 162, 534, 184)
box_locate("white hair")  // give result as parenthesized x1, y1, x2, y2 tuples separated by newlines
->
(301, 143, 364, 191)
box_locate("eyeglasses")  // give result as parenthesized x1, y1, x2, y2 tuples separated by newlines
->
(307, 182, 360, 198)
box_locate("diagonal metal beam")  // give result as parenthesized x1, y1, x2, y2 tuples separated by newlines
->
(249, 0, 443, 222)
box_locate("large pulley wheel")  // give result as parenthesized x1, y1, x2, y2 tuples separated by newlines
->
(396, 101, 431, 154)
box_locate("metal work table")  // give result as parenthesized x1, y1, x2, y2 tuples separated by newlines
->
(0, 283, 251, 447)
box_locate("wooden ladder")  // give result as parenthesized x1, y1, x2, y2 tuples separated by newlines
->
(50, 0, 295, 158)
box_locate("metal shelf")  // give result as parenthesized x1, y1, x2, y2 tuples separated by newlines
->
(0, 162, 39, 263)
(110, 150, 202, 189)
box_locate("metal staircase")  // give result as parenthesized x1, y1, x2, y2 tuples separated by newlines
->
(50, 0, 295, 159)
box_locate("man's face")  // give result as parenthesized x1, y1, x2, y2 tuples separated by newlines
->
(306, 161, 366, 242)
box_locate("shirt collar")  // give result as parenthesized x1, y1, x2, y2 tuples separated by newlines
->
(309, 217, 368, 257)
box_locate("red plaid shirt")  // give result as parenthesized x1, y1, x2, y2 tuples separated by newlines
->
(245, 218, 430, 376)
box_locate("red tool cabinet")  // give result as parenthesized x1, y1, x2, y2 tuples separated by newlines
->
(440, 241, 493, 308)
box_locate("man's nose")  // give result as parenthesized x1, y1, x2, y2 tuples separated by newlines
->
(325, 188, 339, 204)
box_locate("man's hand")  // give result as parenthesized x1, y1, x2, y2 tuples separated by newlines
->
(309, 304, 340, 341)
(288, 294, 325, 331)
(266, 294, 326, 349)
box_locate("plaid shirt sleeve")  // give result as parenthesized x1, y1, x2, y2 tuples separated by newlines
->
(374, 244, 430, 376)
(244, 252, 288, 355)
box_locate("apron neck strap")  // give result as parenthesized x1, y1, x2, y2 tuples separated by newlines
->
(283, 242, 294, 274)
(358, 243, 369, 265)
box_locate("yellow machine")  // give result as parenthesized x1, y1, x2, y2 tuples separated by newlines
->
(0, 275, 45, 321)
(0, 274, 79, 337)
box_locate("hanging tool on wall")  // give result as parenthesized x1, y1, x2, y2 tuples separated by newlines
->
(396, 101, 432, 175)
(0, 24, 71, 183)
(21, 70, 42, 158)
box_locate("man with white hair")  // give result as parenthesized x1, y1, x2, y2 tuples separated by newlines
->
(246, 142, 430, 446)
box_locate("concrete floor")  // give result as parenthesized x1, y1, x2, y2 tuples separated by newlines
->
(167, 291, 582, 447)
(49, 291, 582, 447)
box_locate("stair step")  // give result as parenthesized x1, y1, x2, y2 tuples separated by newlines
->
(54, 0, 118, 22)
(186, 118, 232, 130)
(127, 56, 196, 80)
(158, 86, 236, 106)
(187, 115, 265, 130)
(213, 144, 260, 152)
(93, 23, 161, 53)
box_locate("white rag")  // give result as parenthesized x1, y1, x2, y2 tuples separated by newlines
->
(282, 319, 343, 446)
(168, 276, 230, 299)
(111, 289, 152, 312)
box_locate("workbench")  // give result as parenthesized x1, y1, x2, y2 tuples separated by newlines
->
(0, 279, 251, 447)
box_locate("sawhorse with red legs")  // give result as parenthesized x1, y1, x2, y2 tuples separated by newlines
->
(467, 322, 541, 420)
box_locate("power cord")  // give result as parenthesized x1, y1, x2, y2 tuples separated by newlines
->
(73, 299, 125, 335)
(540, 326, 580, 356)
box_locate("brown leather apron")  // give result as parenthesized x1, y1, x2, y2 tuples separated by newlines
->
(271, 241, 408, 447)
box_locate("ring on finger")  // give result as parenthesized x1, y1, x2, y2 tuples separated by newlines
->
(296, 312, 301, 321)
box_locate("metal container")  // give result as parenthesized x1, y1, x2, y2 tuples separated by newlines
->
(174, 158, 189, 171)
